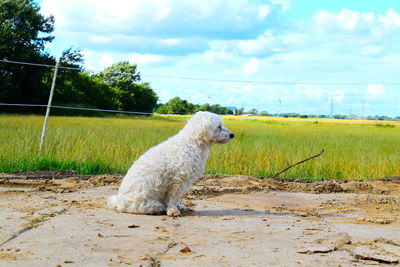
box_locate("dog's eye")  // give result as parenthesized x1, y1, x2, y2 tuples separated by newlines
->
(217, 125, 222, 130)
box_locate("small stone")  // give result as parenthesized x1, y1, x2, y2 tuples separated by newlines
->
(180, 247, 191, 253)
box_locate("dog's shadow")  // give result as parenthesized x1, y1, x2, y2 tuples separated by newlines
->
(183, 209, 311, 217)
(184, 209, 348, 219)
(185, 209, 267, 217)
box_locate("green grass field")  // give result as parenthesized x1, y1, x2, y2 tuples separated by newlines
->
(0, 114, 399, 180)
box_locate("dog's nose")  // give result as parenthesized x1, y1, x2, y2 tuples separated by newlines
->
(229, 133, 235, 139)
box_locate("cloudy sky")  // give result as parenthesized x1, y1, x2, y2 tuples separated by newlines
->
(37, 0, 400, 116)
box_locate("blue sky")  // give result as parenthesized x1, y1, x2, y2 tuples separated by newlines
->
(37, 0, 400, 116)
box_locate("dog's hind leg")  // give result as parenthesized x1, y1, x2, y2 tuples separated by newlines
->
(177, 202, 189, 211)
(132, 199, 166, 215)
(107, 194, 166, 215)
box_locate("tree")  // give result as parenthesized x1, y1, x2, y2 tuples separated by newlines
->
(96, 62, 158, 112)
(48, 47, 85, 105)
(72, 73, 118, 110)
(0, 0, 55, 105)
(246, 108, 258, 115)
(196, 103, 211, 112)
(157, 98, 233, 115)
(156, 97, 196, 114)
(49, 48, 116, 110)
(196, 103, 233, 114)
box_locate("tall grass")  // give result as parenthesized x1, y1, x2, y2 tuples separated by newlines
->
(0, 114, 399, 180)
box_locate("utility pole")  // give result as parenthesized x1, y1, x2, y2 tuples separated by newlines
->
(39, 59, 60, 151)
(256, 99, 259, 113)
(330, 98, 334, 118)
(278, 98, 282, 117)
(361, 100, 365, 119)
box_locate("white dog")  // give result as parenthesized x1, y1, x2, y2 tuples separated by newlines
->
(107, 111, 234, 216)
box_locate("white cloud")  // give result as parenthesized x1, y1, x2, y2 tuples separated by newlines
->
(41, 0, 274, 38)
(243, 84, 255, 93)
(238, 30, 286, 56)
(40, 0, 285, 56)
(242, 58, 260, 75)
(270, 0, 291, 11)
(99, 54, 114, 68)
(88, 35, 111, 44)
(295, 85, 325, 100)
(312, 8, 400, 37)
(238, 38, 268, 56)
(313, 9, 375, 34)
(366, 84, 385, 100)
(161, 38, 181, 46)
(339, 9, 374, 31)
(378, 8, 400, 28)
(80, 50, 97, 70)
(203, 50, 228, 64)
(158, 89, 174, 103)
(360, 45, 382, 56)
(154, 7, 172, 22)
(129, 53, 166, 66)
(257, 5, 271, 20)
(281, 33, 308, 47)
(331, 91, 346, 102)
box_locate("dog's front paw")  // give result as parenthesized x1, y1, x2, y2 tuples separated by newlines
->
(167, 208, 181, 217)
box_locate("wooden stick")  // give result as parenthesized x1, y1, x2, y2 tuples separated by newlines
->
(273, 149, 325, 178)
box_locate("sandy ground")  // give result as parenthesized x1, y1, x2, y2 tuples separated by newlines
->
(0, 171, 399, 266)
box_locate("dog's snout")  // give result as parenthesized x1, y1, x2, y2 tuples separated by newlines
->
(229, 133, 235, 139)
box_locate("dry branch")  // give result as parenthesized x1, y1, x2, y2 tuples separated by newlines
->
(273, 149, 325, 178)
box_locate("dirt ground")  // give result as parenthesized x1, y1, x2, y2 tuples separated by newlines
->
(0, 171, 399, 266)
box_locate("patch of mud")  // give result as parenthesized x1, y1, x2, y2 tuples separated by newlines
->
(1, 172, 399, 196)
(7, 172, 396, 226)
(379, 176, 400, 182)
(192, 174, 400, 196)
(0, 173, 123, 194)
(3, 170, 90, 180)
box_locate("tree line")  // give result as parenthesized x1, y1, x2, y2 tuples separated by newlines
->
(156, 97, 233, 115)
(0, 0, 233, 115)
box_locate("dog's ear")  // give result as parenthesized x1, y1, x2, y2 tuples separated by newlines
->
(183, 111, 221, 145)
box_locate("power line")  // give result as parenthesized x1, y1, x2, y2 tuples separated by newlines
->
(0, 103, 156, 115)
(0, 59, 81, 71)
(2, 58, 400, 86)
(0, 59, 145, 78)
(141, 73, 400, 86)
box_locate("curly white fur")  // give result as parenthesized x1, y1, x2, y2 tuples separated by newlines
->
(107, 111, 234, 216)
